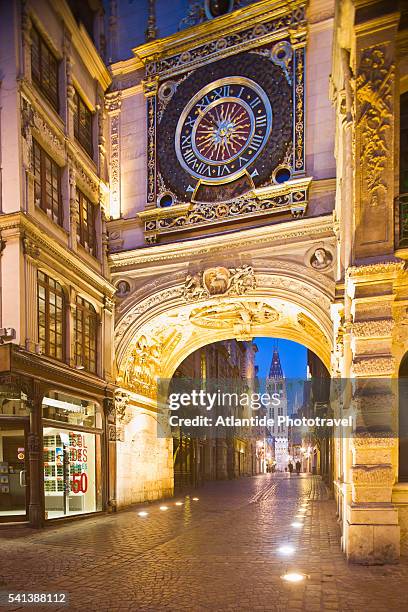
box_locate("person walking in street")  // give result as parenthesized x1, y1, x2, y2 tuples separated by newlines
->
(288, 461, 293, 474)
(295, 460, 301, 475)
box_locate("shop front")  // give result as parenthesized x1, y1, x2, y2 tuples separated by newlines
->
(0, 377, 31, 522)
(42, 392, 103, 519)
(0, 344, 115, 528)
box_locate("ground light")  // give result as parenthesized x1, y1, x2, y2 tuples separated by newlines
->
(159, 505, 169, 511)
(192, 497, 199, 501)
(281, 572, 306, 583)
(175, 502, 183, 506)
(138, 511, 148, 517)
(291, 521, 303, 528)
(298, 508, 307, 513)
(277, 545, 295, 555)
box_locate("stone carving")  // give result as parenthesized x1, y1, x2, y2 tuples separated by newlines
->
(352, 357, 396, 376)
(32, 107, 65, 159)
(351, 319, 394, 338)
(348, 261, 405, 278)
(21, 96, 34, 170)
(356, 46, 394, 208)
(310, 247, 333, 270)
(108, 424, 124, 442)
(297, 313, 330, 349)
(294, 46, 305, 172)
(114, 390, 131, 424)
(121, 335, 162, 399)
(116, 280, 130, 297)
(146, 96, 156, 205)
(146, 7, 306, 79)
(351, 464, 394, 486)
(68, 154, 99, 201)
(183, 265, 256, 301)
(23, 237, 40, 259)
(189, 301, 279, 331)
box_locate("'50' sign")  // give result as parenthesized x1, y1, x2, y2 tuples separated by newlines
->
(71, 472, 88, 493)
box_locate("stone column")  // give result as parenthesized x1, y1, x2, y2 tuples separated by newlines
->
(22, 237, 40, 353)
(343, 261, 404, 563)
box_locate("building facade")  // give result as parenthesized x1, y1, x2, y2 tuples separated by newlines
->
(0, 0, 408, 565)
(172, 339, 260, 489)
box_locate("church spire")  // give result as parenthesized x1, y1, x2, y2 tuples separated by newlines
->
(268, 347, 284, 379)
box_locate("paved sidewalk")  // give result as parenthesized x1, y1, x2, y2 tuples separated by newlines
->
(0, 474, 407, 611)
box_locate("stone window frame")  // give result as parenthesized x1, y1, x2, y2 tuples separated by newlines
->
(73, 89, 94, 159)
(31, 25, 59, 112)
(76, 188, 97, 258)
(33, 139, 63, 227)
(37, 270, 66, 362)
(74, 296, 98, 374)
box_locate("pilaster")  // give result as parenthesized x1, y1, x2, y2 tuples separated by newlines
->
(342, 260, 404, 563)
(353, 6, 400, 259)
(22, 236, 40, 353)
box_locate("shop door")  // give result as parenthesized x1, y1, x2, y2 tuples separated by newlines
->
(0, 421, 29, 520)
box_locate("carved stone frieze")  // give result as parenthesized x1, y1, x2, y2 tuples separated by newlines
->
(351, 464, 394, 486)
(189, 301, 279, 331)
(351, 319, 394, 338)
(145, 6, 306, 79)
(348, 260, 405, 278)
(183, 265, 256, 301)
(68, 154, 99, 201)
(352, 357, 396, 376)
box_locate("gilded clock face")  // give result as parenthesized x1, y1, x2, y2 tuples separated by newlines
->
(175, 77, 272, 184)
(157, 52, 292, 203)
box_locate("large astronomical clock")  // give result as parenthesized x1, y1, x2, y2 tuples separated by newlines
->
(157, 53, 293, 205)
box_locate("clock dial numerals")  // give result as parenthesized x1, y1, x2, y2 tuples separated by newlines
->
(175, 77, 272, 184)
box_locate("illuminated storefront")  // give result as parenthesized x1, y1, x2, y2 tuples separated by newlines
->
(42, 393, 103, 519)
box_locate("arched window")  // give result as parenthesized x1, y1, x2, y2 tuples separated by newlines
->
(399, 352, 408, 481)
(37, 271, 66, 360)
(74, 297, 98, 374)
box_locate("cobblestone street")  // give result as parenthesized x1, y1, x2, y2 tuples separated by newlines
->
(1, 474, 408, 611)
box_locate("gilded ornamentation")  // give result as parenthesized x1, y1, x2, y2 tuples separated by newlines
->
(294, 46, 305, 172)
(142, 180, 309, 240)
(109, 113, 121, 217)
(183, 265, 256, 301)
(121, 335, 162, 399)
(147, 95, 156, 205)
(356, 46, 394, 208)
(145, 8, 306, 79)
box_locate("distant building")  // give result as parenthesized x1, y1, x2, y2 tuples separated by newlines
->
(266, 348, 288, 471)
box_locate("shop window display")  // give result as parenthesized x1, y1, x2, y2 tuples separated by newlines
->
(42, 393, 102, 519)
